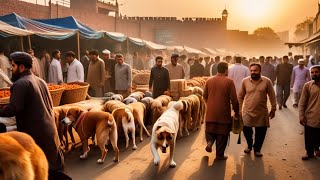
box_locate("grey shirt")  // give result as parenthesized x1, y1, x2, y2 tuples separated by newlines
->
(115, 62, 132, 90)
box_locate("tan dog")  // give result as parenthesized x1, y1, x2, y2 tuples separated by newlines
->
(112, 107, 137, 150)
(179, 94, 201, 131)
(62, 107, 119, 164)
(53, 106, 76, 151)
(104, 100, 133, 113)
(0, 131, 48, 180)
(128, 102, 151, 141)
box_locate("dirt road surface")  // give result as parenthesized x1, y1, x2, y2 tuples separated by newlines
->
(65, 99, 320, 180)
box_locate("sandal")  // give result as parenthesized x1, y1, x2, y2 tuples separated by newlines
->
(244, 148, 252, 154)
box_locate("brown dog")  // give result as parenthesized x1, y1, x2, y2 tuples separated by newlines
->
(128, 102, 151, 141)
(0, 131, 48, 180)
(53, 106, 77, 151)
(179, 94, 201, 131)
(62, 107, 119, 164)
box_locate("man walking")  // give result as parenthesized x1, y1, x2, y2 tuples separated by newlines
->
(87, 50, 105, 97)
(261, 56, 276, 85)
(291, 59, 311, 107)
(275, 56, 293, 109)
(165, 54, 185, 80)
(238, 63, 276, 157)
(210, 56, 220, 76)
(299, 65, 320, 160)
(115, 54, 132, 97)
(65, 51, 84, 83)
(203, 62, 239, 160)
(149, 56, 170, 98)
(228, 56, 250, 94)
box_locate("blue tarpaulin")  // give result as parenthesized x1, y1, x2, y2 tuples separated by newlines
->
(0, 13, 77, 40)
(35, 16, 103, 39)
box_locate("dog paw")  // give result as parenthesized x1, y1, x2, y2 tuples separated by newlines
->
(154, 158, 160, 166)
(97, 159, 104, 164)
(132, 145, 137, 150)
(169, 161, 176, 168)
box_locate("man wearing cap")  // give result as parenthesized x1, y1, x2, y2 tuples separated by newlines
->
(102, 49, 117, 93)
(291, 59, 311, 107)
(87, 49, 105, 97)
(65, 51, 84, 83)
(0, 52, 68, 178)
(164, 54, 185, 80)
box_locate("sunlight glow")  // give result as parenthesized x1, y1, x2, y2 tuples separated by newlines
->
(239, 0, 270, 20)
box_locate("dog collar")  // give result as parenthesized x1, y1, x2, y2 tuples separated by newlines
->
(74, 112, 87, 130)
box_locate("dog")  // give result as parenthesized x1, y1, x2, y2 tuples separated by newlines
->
(111, 94, 124, 101)
(150, 101, 183, 168)
(128, 91, 145, 101)
(53, 106, 76, 151)
(112, 107, 137, 150)
(128, 102, 151, 141)
(62, 107, 119, 164)
(104, 100, 132, 113)
(0, 131, 48, 180)
(179, 94, 201, 132)
(141, 97, 154, 125)
(122, 97, 138, 105)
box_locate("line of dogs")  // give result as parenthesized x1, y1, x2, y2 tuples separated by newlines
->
(0, 87, 205, 179)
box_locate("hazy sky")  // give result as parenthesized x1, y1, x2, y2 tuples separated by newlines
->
(25, 0, 318, 33)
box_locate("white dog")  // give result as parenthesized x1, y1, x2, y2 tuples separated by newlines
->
(150, 101, 183, 168)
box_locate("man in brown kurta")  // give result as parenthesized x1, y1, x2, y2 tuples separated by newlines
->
(204, 62, 239, 160)
(299, 65, 320, 160)
(87, 50, 105, 97)
(238, 63, 276, 157)
(0, 52, 68, 179)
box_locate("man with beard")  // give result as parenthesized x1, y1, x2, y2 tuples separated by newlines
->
(87, 49, 105, 97)
(149, 56, 170, 98)
(114, 54, 132, 97)
(48, 49, 63, 85)
(238, 63, 276, 157)
(299, 65, 320, 160)
(0, 52, 70, 179)
(165, 54, 185, 80)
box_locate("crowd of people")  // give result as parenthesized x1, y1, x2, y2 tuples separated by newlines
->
(0, 46, 320, 179)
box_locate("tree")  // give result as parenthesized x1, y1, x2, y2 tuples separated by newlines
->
(253, 27, 280, 41)
(294, 17, 314, 40)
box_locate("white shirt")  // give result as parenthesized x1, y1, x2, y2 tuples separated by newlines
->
(228, 63, 250, 94)
(48, 58, 63, 84)
(67, 59, 84, 83)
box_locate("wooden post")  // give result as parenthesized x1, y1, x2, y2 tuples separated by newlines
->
(20, 36, 24, 51)
(77, 31, 80, 60)
(28, 36, 32, 49)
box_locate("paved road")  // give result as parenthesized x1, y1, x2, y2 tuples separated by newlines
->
(65, 98, 320, 180)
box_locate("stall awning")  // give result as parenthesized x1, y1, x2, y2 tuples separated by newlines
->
(104, 31, 127, 42)
(0, 13, 77, 40)
(34, 16, 103, 39)
(144, 40, 167, 50)
(0, 20, 34, 37)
